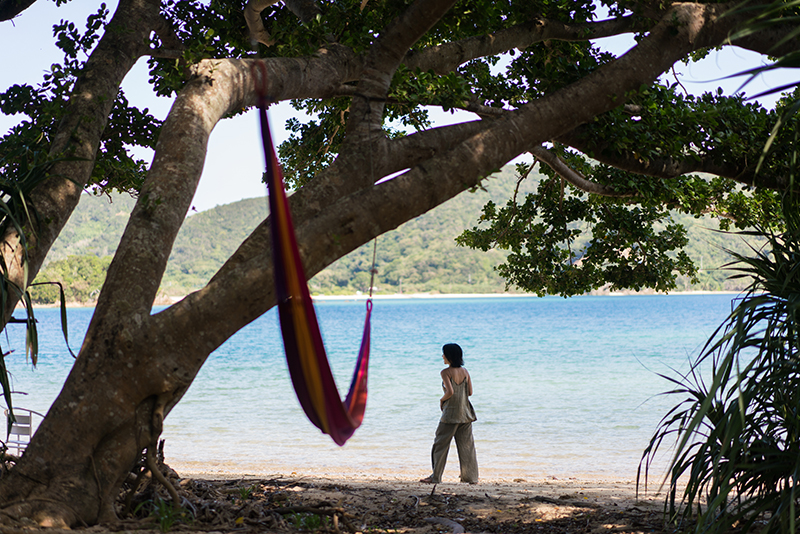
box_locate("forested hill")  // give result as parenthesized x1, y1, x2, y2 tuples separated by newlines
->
(36, 167, 753, 303)
(42, 169, 527, 297)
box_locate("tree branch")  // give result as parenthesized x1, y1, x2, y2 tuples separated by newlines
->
(330, 0, 460, 197)
(530, 145, 636, 197)
(151, 12, 184, 58)
(344, 0, 459, 143)
(556, 127, 782, 190)
(405, 15, 641, 75)
(244, 0, 323, 47)
(381, 119, 489, 173)
(282, 116, 492, 211)
(284, 0, 322, 24)
(0, 0, 36, 21)
(244, 0, 278, 47)
(91, 52, 363, 322)
(148, 48, 183, 59)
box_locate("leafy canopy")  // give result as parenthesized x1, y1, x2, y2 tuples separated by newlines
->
(1, 0, 797, 299)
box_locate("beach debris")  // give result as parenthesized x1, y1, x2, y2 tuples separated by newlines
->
(397, 495, 420, 522)
(95, 465, 673, 534)
(425, 516, 466, 533)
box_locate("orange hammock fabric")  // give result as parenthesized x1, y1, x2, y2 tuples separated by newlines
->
(254, 66, 371, 446)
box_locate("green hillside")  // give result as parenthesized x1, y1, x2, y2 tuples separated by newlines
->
(46, 192, 136, 262)
(161, 198, 270, 294)
(309, 168, 533, 295)
(31, 167, 757, 304)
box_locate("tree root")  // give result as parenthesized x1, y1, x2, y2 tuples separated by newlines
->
(146, 394, 180, 510)
(0, 497, 87, 528)
(121, 465, 148, 516)
(146, 441, 180, 509)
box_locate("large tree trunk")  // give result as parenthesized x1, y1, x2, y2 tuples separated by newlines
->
(0, 0, 784, 528)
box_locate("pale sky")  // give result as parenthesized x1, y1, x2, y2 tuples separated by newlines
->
(1, 0, 796, 213)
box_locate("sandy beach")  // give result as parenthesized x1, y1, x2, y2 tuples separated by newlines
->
(173, 471, 673, 533)
(0, 467, 675, 534)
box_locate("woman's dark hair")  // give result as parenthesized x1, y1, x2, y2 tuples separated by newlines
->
(443, 343, 464, 367)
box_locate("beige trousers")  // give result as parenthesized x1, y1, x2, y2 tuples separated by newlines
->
(429, 421, 478, 483)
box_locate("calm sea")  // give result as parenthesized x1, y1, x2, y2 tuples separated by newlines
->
(2, 294, 737, 482)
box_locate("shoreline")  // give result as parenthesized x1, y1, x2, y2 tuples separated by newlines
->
(170, 467, 674, 509)
(175, 470, 669, 502)
(310, 289, 740, 300)
(168, 459, 660, 486)
(27, 289, 742, 309)
(173, 467, 673, 495)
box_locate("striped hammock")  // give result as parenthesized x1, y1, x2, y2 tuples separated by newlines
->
(254, 65, 371, 446)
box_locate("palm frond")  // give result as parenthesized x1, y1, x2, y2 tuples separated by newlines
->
(0, 140, 84, 420)
(641, 194, 800, 534)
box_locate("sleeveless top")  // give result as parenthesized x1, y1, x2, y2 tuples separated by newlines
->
(440, 378, 477, 424)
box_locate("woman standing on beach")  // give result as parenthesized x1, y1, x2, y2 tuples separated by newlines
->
(421, 343, 479, 484)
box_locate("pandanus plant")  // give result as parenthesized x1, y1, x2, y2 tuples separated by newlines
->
(641, 194, 800, 534)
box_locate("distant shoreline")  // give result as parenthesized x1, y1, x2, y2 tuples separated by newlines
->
(24, 289, 743, 309)
(311, 290, 741, 301)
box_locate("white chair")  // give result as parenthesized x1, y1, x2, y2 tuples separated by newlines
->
(3, 408, 43, 456)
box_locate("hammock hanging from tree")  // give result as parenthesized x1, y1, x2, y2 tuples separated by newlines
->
(253, 64, 373, 446)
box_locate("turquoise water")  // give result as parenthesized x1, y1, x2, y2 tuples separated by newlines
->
(2, 294, 736, 481)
